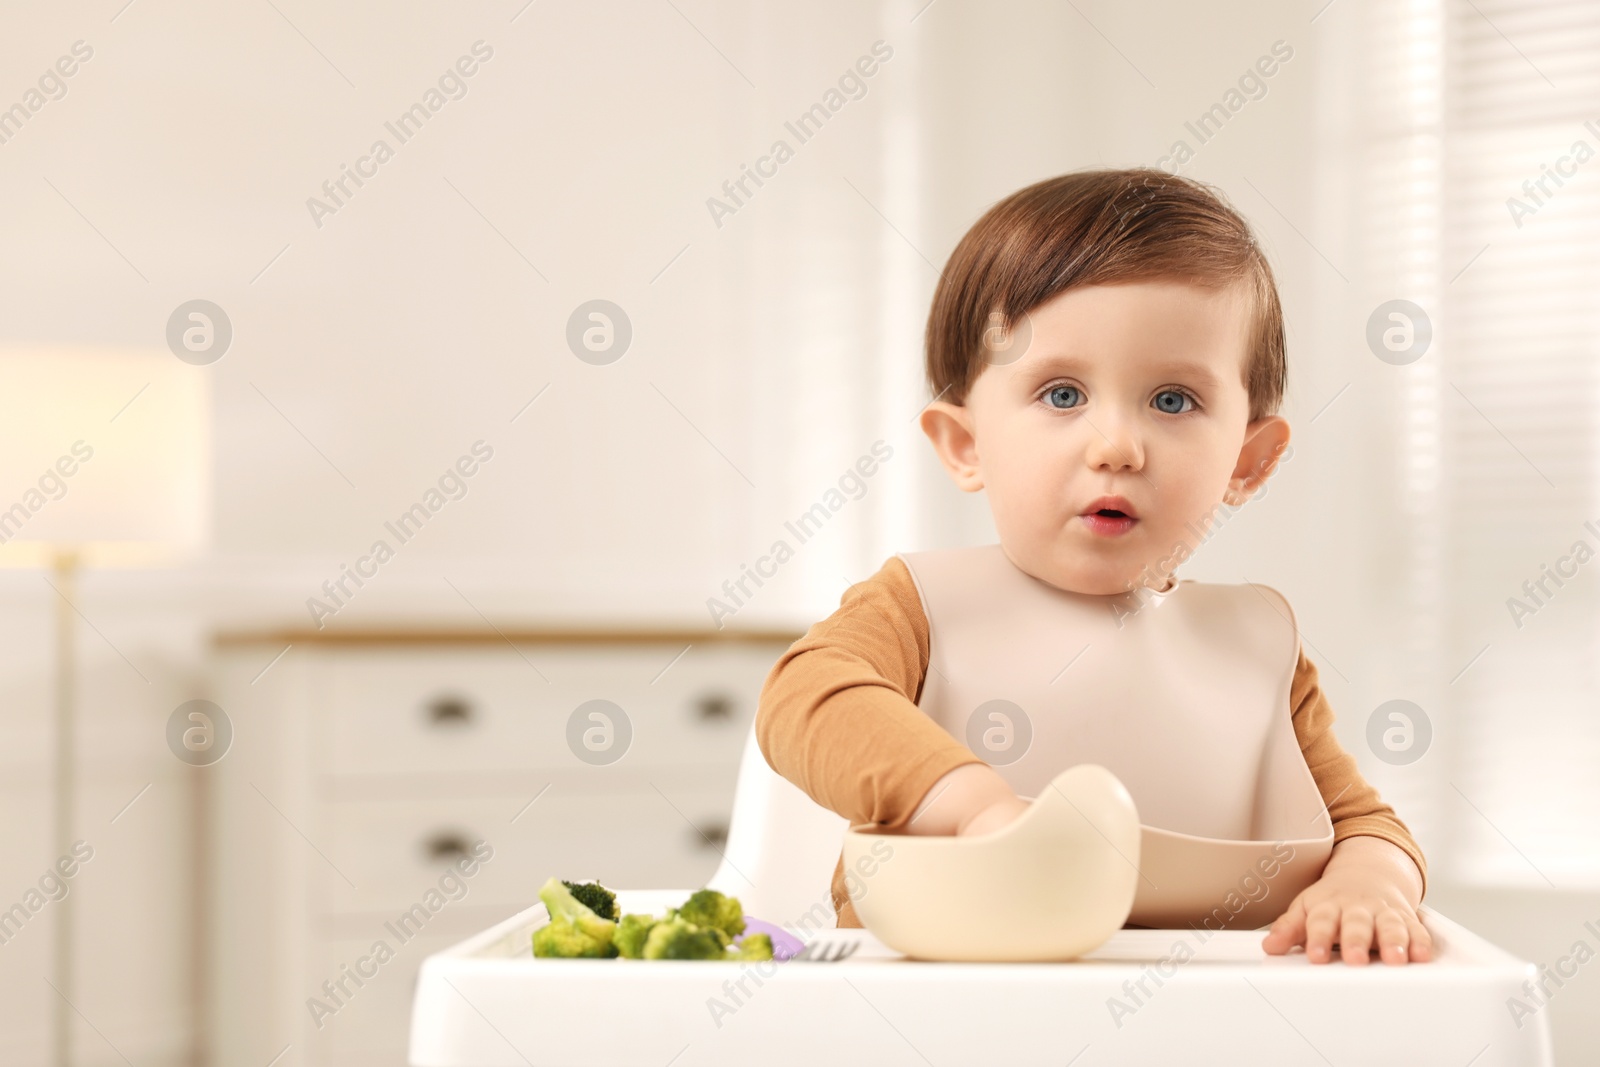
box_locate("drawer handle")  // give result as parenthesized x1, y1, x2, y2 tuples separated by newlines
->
(694, 692, 734, 722)
(422, 831, 475, 864)
(426, 695, 475, 727)
(692, 821, 729, 850)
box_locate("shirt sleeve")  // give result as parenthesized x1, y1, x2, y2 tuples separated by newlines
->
(1290, 647, 1429, 900)
(754, 554, 985, 831)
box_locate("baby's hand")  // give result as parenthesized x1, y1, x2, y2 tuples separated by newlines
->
(1261, 836, 1432, 965)
(905, 762, 1028, 837)
(957, 795, 1030, 837)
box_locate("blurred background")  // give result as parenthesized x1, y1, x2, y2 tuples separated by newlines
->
(0, 0, 1596, 1063)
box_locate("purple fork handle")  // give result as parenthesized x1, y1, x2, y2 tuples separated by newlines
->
(738, 917, 806, 961)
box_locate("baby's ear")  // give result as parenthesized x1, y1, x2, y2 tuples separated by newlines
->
(920, 400, 984, 492)
(1228, 414, 1291, 503)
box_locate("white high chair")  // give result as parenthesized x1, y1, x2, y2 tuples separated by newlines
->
(410, 725, 1556, 1067)
(701, 721, 849, 929)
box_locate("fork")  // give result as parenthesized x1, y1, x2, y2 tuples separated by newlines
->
(791, 939, 861, 962)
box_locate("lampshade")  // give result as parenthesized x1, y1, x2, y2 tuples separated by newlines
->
(0, 348, 209, 568)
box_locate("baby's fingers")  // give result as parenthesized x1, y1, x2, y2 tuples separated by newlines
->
(1261, 897, 1308, 956)
(1338, 905, 1376, 966)
(1303, 901, 1342, 963)
(1406, 913, 1434, 963)
(1373, 908, 1412, 965)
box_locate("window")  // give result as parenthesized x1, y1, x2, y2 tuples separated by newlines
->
(1345, 0, 1600, 886)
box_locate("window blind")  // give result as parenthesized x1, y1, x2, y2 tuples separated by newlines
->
(1362, 0, 1600, 885)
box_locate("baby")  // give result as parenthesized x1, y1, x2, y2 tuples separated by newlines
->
(756, 168, 1430, 966)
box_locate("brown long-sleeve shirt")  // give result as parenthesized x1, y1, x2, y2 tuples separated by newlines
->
(755, 555, 1427, 928)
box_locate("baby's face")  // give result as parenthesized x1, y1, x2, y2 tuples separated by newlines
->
(921, 278, 1289, 595)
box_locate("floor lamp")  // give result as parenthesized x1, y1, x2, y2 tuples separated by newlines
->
(0, 349, 207, 1067)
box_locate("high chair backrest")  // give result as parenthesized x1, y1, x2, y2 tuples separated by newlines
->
(705, 724, 850, 930)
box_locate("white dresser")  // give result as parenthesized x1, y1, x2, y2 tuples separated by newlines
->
(205, 630, 795, 1067)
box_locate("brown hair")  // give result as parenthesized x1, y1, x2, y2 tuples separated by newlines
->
(924, 167, 1286, 421)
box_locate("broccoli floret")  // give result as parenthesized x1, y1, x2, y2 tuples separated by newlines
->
(614, 913, 659, 959)
(532, 876, 617, 958)
(533, 914, 618, 958)
(538, 877, 615, 940)
(674, 888, 745, 939)
(561, 879, 618, 921)
(730, 932, 774, 961)
(642, 916, 727, 960)
(535, 881, 761, 962)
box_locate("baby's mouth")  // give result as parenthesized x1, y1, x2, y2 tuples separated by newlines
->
(1080, 509, 1138, 537)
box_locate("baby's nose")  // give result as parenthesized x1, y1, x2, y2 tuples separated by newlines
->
(1084, 416, 1144, 471)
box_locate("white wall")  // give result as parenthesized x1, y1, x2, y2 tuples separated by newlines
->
(0, 0, 1329, 633)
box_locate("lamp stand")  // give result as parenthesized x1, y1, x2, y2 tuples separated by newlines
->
(52, 549, 78, 1067)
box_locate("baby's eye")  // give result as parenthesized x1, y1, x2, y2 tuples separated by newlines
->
(1153, 390, 1195, 415)
(1043, 384, 1082, 409)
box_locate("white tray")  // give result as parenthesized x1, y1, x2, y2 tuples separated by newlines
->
(410, 889, 1552, 1067)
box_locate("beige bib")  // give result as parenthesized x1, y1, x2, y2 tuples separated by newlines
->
(898, 544, 1334, 930)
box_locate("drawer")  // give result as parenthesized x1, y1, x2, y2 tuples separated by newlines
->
(313, 644, 787, 778)
(310, 779, 736, 916)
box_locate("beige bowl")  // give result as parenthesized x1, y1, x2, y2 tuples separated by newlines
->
(840, 764, 1141, 961)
